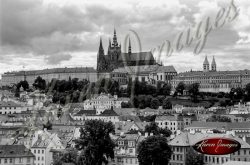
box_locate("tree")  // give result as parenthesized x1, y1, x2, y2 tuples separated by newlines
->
(206, 115, 231, 122)
(54, 148, 78, 165)
(145, 122, 171, 137)
(234, 87, 244, 100)
(245, 83, 250, 101)
(74, 120, 115, 165)
(188, 83, 200, 102)
(33, 76, 46, 90)
(150, 98, 160, 109)
(137, 136, 172, 165)
(162, 83, 172, 96)
(186, 147, 204, 165)
(175, 82, 186, 95)
(162, 98, 172, 109)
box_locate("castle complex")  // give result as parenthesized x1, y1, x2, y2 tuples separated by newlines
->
(171, 56, 250, 93)
(1, 29, 250, 94)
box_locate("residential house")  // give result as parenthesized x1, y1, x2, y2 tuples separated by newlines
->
(155, 114, 196, 133)
(113, 134, 145, 165)
(0, 145, 35, 165)
(83, 93, 129, 112)
(31, 130, 65, 165)
(0, 101, 30, 114)
(71, 108, 120, 123)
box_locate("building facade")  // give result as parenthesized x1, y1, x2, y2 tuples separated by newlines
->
(171, 56, 250, 93)
(111, 65, 177, 85)
(0, 145, 35, 165)
(1, 67, 100, 87)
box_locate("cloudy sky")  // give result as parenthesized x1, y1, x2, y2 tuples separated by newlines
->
(0, 0, 250, 78)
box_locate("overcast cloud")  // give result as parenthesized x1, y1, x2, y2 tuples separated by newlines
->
(0, 0, 250, 76)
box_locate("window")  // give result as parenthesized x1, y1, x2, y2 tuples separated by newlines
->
(129, 149, 133, 153)
(19, 157, 23, 163)
(10, 158, 12, 163)
(27, 157, 30, 163)
(4, 159, 7, 163)
(38, 149, 40, 154)
(34, 149, 36, 154)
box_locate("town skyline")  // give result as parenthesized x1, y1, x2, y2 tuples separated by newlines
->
(1, 0, 250, 78)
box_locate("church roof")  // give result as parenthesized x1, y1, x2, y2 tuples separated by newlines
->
(119, 52, 155, 62)
(203, 56, 209, 65)
(112, 65, 176, 74)
(211, 56, 216, 65)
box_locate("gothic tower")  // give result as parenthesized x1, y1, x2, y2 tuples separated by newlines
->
(211, 56, 216, 71)
(203, 56, 210, 72)
(109, 28, 121, 61)
(97, 38, 106, 72)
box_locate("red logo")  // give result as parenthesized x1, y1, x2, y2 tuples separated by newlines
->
(193, 137, 241, 155)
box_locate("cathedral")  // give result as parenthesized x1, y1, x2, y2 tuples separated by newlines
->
(96, 29, 156, 72)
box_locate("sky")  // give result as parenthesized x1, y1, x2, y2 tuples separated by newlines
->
(0, 0, 250, 78)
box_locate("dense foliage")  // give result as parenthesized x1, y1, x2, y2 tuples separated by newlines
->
(137, 136, 172, 165)
(74, 120, 116, 165)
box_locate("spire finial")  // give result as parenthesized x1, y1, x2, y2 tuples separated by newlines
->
(112, 28, 118, 47)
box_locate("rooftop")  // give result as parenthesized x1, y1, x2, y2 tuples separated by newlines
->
(0, 145, 34, 158)
(3, 67, 96, 76)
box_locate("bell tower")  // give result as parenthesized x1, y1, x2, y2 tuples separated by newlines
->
(203, 56, 210, 72)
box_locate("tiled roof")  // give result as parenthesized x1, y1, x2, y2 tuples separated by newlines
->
(0, 145, 34, 158)
(117, 134, 140, 141)
(155, 115, 177, 121)
(0, 101, 22, 107)
(174, 69, 250, 79)
(75, 110, 96, 116)
(186, 121, 250, 130)
(119, 52, 155, 62)
(99, 109, 119, 116)
(74, 109, 118, 116)
(114, 108, 138, 116)
(118, 115, 141, 122)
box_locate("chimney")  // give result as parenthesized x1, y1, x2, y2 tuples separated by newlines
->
(145, 132, 148, 137)
(150, 133, 153, 136)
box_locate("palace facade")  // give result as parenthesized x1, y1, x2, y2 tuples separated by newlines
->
(171, 56, 250, 93)
(0, 67, 100, 87)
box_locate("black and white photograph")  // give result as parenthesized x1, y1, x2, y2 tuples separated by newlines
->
(0, 0, 250, 165)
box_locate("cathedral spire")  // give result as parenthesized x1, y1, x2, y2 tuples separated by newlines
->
(107, 38, 111, 54)
(128, 37, 131, 54)
(109, 38, 111, 48)
(112, 28, 118, 47)
(211, 56, 217, 71)
(99, 37, 104, 53)
(98, 37, 104, 60)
